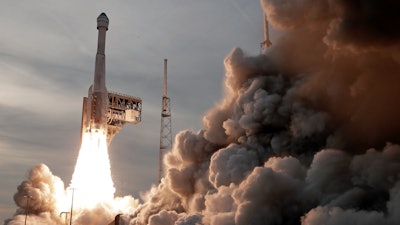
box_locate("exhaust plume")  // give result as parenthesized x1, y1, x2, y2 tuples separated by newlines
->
(6, 132, 139, 225)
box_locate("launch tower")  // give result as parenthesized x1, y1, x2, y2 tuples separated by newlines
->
(158, 59, 172, 183)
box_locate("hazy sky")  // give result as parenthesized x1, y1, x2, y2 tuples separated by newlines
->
(0, 0, 275, 220)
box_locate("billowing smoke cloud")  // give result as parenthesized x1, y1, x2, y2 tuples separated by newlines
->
(128, 0, 400, 224)
(6, 164, 66, 225)
(261, 0, 400, 149)
(6, 163, 139, 225)
(5, 0, 400, 225)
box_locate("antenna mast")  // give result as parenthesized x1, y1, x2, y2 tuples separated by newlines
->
(158, 59, 172, 183)
(260, 14, 272, 54)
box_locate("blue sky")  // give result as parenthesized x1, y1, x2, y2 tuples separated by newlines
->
(0, 0, 275, 220)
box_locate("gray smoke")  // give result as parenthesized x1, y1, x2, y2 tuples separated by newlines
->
(6, 0, 400, 224)
(129, 0, 400, 224)
(262, 0, 400, 149)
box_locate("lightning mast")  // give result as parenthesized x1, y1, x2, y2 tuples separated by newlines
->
(260, 14, 272, 54)
(158, 59, 172, 183)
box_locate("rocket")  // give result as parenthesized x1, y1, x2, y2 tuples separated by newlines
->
(80, 13, 142, 144)
(82, 13, 109, 134)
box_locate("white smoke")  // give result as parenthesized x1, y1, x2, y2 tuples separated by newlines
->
(5, 133, 140, 225)
(7, 164, 66, 225)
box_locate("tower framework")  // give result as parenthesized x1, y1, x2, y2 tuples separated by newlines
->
(158, 59, 172, 183)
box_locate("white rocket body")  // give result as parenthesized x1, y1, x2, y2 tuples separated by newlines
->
(87, 13, 109, 133)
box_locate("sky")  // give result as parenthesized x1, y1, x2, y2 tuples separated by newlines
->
(0, 0, 273, 221)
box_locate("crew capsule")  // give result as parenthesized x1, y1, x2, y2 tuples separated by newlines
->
(97, 12, 109, 30)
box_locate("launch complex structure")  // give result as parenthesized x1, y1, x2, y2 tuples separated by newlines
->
(80, 13, 142, 144)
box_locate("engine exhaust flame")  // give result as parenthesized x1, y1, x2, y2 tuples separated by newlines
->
(69, 131, 115, 209)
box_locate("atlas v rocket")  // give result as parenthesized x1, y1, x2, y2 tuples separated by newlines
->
(81, 13, 142, 144)
(87, 12, 108, 133)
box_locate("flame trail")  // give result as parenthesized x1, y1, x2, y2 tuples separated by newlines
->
(69, 131, 115, 209)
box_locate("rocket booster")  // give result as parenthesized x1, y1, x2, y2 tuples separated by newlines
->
(86, 13, 109, 133)
(80, 12, 142, 144)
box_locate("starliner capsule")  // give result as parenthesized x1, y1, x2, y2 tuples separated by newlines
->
(81, 13, 142, 144)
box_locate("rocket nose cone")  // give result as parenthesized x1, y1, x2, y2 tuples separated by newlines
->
(97, 12, 109, 30)
(99, 12, 108, 18)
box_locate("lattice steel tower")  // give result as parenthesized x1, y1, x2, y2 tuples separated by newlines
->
(158, 59, 172, 183)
